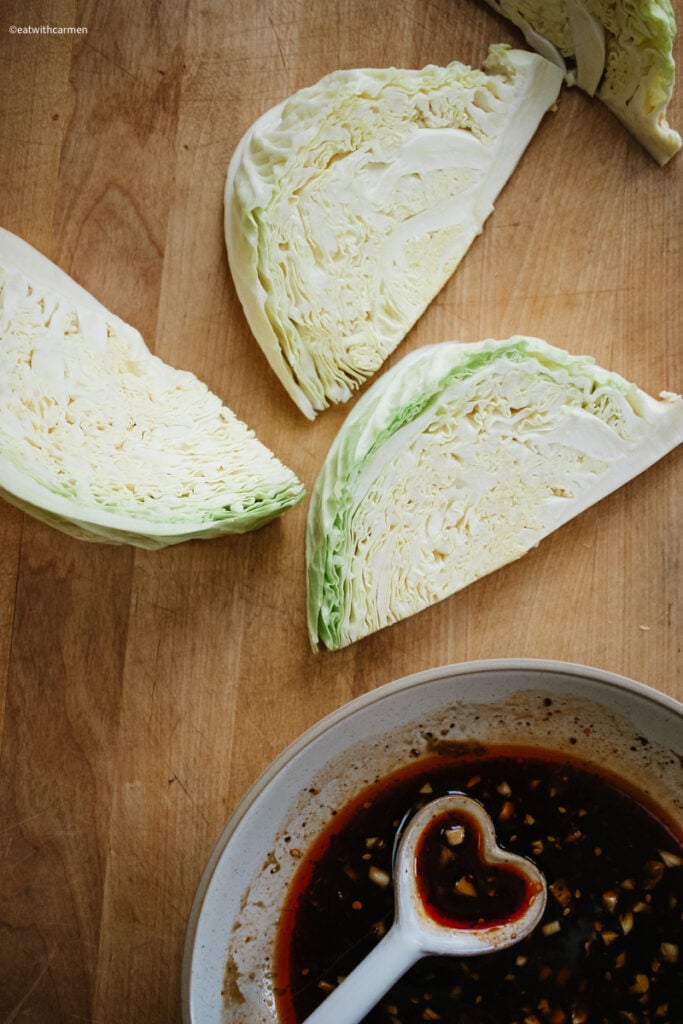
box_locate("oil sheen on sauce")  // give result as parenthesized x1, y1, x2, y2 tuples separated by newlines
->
(273, 745, 683, 1024)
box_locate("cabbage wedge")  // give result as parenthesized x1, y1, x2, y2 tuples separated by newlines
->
(483, 0, 681, 164)
(306, 337, 683, 650)
(0, 228, 304, 548)
(225, 47, 563, 419)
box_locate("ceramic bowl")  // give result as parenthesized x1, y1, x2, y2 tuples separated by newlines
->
(181, 659, 683, 1023)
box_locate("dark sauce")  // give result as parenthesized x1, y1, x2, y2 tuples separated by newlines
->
(273, 745, 683, 1024)
(415, 807, 537, 929)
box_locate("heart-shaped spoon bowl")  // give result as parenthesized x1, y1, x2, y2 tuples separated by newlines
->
(396, 793, 547, 955)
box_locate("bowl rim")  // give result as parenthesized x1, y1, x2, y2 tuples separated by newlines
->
(180, 656, 683, 1021)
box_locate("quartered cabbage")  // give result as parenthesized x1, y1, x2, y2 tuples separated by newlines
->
(306, 337, 683, 650)
(225, 47, 563, 418)
(483, 0, 681, 164)
(0, 228, 304, 548)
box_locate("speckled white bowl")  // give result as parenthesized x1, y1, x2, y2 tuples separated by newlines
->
(181, 659, 683, 1024)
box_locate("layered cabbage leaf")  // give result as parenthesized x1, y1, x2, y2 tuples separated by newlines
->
(0, 228, 304, 548)
(225, 46, 563, 418)
(306, 337, 682, 649)
(483, 0, 681, 164)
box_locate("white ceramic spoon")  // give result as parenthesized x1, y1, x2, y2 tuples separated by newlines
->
(301, 792, 547, 1024)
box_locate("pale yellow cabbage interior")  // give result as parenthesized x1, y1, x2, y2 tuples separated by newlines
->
(0, 266, 297, 521)
(344, 365, 636, 642)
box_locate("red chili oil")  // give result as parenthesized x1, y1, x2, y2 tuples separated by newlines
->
(273, 745, 683, 1024)
(414, 807, 539, 929)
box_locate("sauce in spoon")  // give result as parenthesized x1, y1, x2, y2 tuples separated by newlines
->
(415, 806, 544, 930)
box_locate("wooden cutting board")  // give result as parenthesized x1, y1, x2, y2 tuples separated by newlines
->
(0, 1, 680, 1021)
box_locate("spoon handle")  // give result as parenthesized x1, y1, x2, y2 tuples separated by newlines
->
(301, 924, 420, 1024)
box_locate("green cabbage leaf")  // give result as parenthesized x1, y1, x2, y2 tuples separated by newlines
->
(225, 46, 563, 418)
(306, 336, 683, 649)
(484, 0, 681, 164)
(0, 228, 304, 548)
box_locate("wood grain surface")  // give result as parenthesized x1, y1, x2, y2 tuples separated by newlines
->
(0, 1, 681, 1021)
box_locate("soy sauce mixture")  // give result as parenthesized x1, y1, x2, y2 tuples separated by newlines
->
(415, 807, 537, 929)
(274, 746, 683, 1024)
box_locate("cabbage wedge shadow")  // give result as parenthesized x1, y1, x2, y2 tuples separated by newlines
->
(306, 337, 683, 650)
